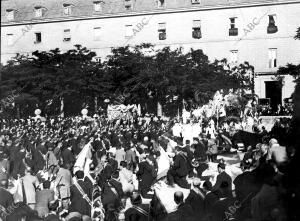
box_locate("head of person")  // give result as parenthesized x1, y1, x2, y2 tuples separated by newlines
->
(193, 138, 199, 145)
(131, 191, 142, 205)
(174, 191, 184, 205)
(217, 162, 226, 173)
(75, 170, 84, 180)
(185, 140, 190, 146)
(203, 180, 213, 192)
(269, 138, 278, 147)
(43, 180, 51, 190)
(120, 161, 127, 169)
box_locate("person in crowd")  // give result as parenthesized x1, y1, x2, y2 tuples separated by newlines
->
(102, 170, 124, 221)
(115, 145, 126, 167)
(125, 192, 150, 221)
(168, 191, 194, 221)
(206, 134, 218, 162)
(212, 162, 232, 198)
(119, 161, 134, 193)
(69, 170, 92, 217)
(35, 180, 55, 218)
(268, 138, 288, 172)
(55, 163, 73, 210)
(61, 145, 75, 169)
(185, 178, 205, 220)
(136, 153, 156, 198)
(22, 167, 40, 210)
(125, 145, 137, 172)
(44, 200, 60, 221)
(167, 146, 190, 189)
(0, 177, 14, 218)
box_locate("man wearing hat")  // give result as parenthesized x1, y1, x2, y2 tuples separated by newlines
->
(212, 162, 232, 198)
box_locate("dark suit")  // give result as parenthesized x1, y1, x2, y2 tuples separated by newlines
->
(125, 204, 150, 221)
(167, 153, 190, 189)
(185, 189, 205, 219)
(212, 171, 233, 198)
(61, 148, 75, 166)
(102, 179, 124, 221)
(69, 180, 92, 216)
(136, 161, 155, 198)
(168, 203, 194, 221)
(0, 188, 14, 209)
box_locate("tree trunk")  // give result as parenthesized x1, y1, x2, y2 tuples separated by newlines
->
(60, 97, 64, 117)
(157, 101, 162, 117)
(95, 96, 98, 113)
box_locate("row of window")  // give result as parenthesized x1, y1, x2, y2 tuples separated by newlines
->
(5, 0, 203, 20)
(5, 15, 278, 49)
(229, 49, 277, 68)
(5, 29, 278, 68)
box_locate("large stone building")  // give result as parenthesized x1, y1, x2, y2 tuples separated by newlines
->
(1, 0, 300, 109)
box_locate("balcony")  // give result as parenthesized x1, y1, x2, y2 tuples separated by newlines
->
(229, 28, 238, 36)
(267, 25, 278, 34)
(192, 30, 202, 39)
(159, 32, 166, 40)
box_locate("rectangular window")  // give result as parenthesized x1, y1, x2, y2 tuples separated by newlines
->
(230, 50, 238, 64)
(158, 0, 165, 8)
(268, 15, 278, 34)
(229, 17, 238, 36)
(158, 23, 166, 40)
(268, 48, 277, 68)
(191, 0, 201, 4)
(64, 6, 71, 15)
(35, 8, 43, 17)
(125, 0, 132, 10)
(94, 2, 102, 12)
(7, 34, 13, 46)
(94, 27, 101, 40)
(125, 25, 133, 38)
(192, 20, 201, 39)
(6, 10, 14, 20)
(34, 32, 42, 44)
(63, 29, 71, 42)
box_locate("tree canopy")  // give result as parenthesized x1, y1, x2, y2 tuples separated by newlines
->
(0, 44, 253, 117)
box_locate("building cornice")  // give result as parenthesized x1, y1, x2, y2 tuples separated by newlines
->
(1, 0, 300, 27)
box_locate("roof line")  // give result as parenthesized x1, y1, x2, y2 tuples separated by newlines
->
(2, 0, 300, 27)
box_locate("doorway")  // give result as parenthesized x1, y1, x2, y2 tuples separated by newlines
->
(265, 81, 282, 112)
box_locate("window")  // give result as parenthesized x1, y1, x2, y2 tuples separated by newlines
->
(34, 7, 43, 17)
(63, 29, 71, 42)
(34, 32, 42, 44)
(158, 23, 166, 40)
(125, 0, 132, 10)
(191, 0, 201, 4)
(95, 57, 101, 63)
(268, 48, 277, 68)
(192, 20, 201, 39)
(157, 0, 165, 8)
(125, 25, 133, 38)
(230, 50, 238, 64)
(6, 9, 15, 20)
(94, 1, 102, 12)
(94, 27, 101, 40)
(7, 34, 13, 46)
(63, 4, 72, 15)
(229, 17, 238, 36)
(268, 15, 278, 34)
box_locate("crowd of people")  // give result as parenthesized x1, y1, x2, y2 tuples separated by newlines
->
(0, 110, 294, 221)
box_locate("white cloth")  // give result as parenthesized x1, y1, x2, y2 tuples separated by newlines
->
(74, 142, 93, 176)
